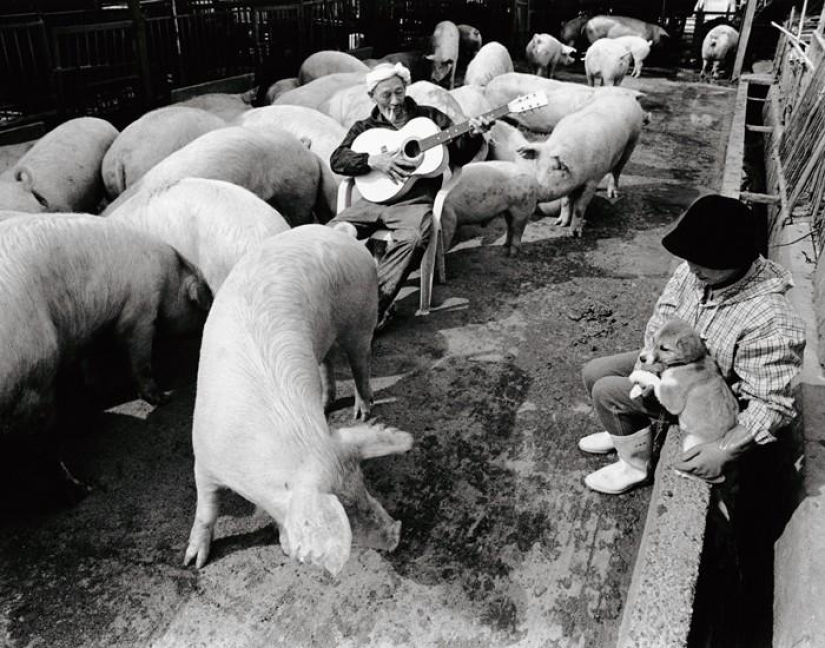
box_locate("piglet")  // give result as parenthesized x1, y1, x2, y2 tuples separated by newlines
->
(525, 33, 576, 79)
(427, 20, 460, 89)
(701, 25, 740, 81)
(184, 225, 411, 575)
(585, 38, 634, 86)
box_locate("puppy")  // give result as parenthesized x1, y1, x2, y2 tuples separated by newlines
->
(629, 319, 738, 462)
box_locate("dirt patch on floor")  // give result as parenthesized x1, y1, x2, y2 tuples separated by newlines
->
(0, 72, 736, 647)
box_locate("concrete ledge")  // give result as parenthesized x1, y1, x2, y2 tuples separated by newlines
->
(170, 73, 255, 103)
(616, 428, 711, 648)
(771, 221, 825, 648)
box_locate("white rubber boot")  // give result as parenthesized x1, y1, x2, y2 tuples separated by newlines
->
(578, 431, 616, 454)
(584, 427, 652, 495)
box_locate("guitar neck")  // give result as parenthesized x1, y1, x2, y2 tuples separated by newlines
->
(418, 104, 511, 152)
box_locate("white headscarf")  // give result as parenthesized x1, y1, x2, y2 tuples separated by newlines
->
(365, 62, 411, 94)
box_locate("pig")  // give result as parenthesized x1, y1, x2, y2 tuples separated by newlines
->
(0, 178, 49, 213)
(585, 38, 634, 86)
(101, 106, 226, 200)
(265, 77, 300, 104)
(104, 126, 337, 227)
(613, 35, 653, 78)
(560, 13, 591, 50)
(110, 178, 290, 293)
(237, 105, 347, 182)
(1, 117, 118, 213)
(274, 72, 365, 111)
(298, 50, 369, 85)
(442, 161, 538, 256)
(483, 121, 562, 217)
(458, 24, 483, 65)
(322, 83, 374, 128)
(516, 93, 647, 236)
(449, 85, 493, 120)
(183, 225, 411, 575)
(463, 41, 515, 88)
(701, 25, 740, 81)
(526, 33, 577, 79)
(175, 92, 254, 122)
(484, 72, 641, 133)
(426, 20, 460, 89)
(0, 214, 211, 428)
(584, 15, 670, 47)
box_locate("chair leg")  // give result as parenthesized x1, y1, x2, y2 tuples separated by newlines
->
(417, 225, 439, 316)
(435, 227, 447, 284)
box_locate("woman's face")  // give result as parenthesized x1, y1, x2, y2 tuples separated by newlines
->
(370, 76, 407, 125)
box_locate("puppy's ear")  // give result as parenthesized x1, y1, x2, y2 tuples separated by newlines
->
(676, 332, 705, 362)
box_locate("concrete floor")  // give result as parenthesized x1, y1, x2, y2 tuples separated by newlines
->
(0, 70, 736, 648)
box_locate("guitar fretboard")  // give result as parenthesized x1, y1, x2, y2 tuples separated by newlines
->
(418, 104, 512, 152)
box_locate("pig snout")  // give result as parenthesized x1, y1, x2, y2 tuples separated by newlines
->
(348, 490, 403, 551)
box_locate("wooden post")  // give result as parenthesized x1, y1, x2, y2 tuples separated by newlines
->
(732, 0, 757, 80)
(126, 0, 153, 108)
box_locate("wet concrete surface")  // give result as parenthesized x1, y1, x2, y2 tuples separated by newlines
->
(0, 71, 736, 647)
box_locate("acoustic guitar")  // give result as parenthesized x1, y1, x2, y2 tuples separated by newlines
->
(350, 91, 549, 204)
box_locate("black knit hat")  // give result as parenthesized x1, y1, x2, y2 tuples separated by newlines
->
(662, 194, 758, 269)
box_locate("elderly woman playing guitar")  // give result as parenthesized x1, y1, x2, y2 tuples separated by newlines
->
(327, 62, 493, 332)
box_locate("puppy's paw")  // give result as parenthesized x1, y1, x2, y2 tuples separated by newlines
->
(628, 369, 659, 389)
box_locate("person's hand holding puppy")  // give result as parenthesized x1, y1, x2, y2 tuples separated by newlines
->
(673, 423, 755, 482)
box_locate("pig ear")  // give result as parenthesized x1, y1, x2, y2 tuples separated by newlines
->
(516, 144, 539, 160)
(335, 422, 413, 459)
(284, 486, 352, 576)
(185, 274, 213, 311)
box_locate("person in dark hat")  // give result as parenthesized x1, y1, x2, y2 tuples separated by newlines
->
(577, 194, 806, 494)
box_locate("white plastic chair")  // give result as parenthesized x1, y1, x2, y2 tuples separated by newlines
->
(335, 165, 462, 315)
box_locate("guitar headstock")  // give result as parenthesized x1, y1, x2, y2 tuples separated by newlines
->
(508, 92, 549, 114)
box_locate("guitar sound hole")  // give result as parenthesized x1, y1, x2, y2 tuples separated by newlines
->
(403, 139, 421, 159)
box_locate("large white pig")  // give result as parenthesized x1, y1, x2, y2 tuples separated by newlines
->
(516, 93, 647, 236)
(184, 225, 411, 575)
(175, 92, 254, 122)
(525, 33, 577, 79)
(701, 25, 740, 81)
(449, 85, 493, 120)
(427, 20, 460, 89)
(613, 36, 653, 78)
(1, 117, 118, 213)
(485, 72, 642, 133)
(321, 83, 373, 128)
(0, 214, 211, 431)
(463, 42, 515, 88)
(111, 178, 290, 293)
(298, 50, 369, 85)
(237, 105, 346, 181)
(104, 126, 337, 227)
(443, 161, 538, 255)
(101, 106, 226, 200)
(265, 77, 300, 104)
(585, 38, 634, 86)
(274, 72, 365, 111)
(584, 15, 670, 46)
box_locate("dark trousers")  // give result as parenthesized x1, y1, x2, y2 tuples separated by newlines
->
(582, 350, 666, 436)
(328, 193, 433, 314)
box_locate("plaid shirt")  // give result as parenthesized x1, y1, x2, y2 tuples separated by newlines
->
(644, 257, 806, 444)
